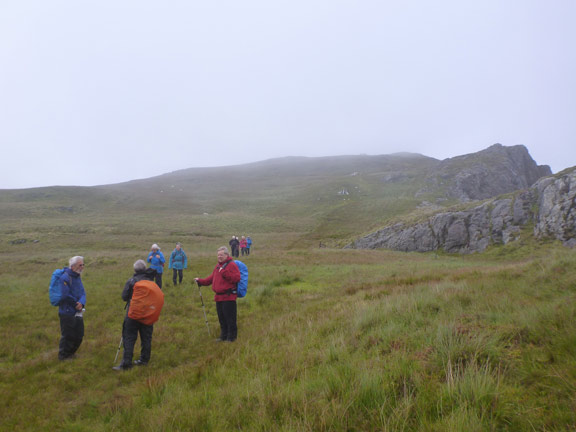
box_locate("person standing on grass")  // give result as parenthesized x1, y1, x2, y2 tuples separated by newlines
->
(229, 236, 239, 258)
(246, 236, 252, 255)
(239, 236, 248, 256)
(195, 246, 241, 342)
(169, 242, 188, 285)
(147, 243, 165, 289)
(113, 260, 159, 370)
(58, 256, 86, 361)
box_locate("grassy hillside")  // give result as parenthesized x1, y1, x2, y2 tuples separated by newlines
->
(0, 154, 443, 248)
(1, 229, 575, 431)
(1, 153, 575, 430)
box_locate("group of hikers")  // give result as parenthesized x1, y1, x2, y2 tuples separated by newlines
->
(229, 235, 252, 257)
(146, 242, 188, 289)
(54, 238, 252, 370)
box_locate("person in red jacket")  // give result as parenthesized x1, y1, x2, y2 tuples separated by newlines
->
(239, 236, 248, 256)
(195, 246, 241, 342)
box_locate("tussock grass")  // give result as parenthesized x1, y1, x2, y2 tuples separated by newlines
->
(1, 229, 576, 430)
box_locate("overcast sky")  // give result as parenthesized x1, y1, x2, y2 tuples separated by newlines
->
(1, 1, 575, 189)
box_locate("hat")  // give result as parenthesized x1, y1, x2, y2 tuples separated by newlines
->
(151, 243, 160, 250)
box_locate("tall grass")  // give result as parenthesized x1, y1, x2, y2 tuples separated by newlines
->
(1, 232, 575, 430)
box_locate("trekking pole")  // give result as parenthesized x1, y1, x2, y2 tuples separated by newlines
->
(196, 280, 211, 336)
(114, 336, 123, 365)
(114, 304, 127, 365)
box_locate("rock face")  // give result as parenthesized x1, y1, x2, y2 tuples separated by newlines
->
(348, 168, 576, 253)
(533, 172, 576, 247)
(419, 144, 552, 202)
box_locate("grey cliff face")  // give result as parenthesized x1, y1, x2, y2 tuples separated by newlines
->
(348, 168, 576, 253)
(533, 172, 576, 247)
(419, 144, 552, 202)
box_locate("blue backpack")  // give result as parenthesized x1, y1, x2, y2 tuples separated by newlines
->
(49, 268, 66, 306)
(235, 260, 249, 298)
(221, 260, 249, 297)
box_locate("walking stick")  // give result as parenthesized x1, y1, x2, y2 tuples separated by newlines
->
(196, 280, 211, 336)
(114, 304, 127, 365)
(114, 336, 123, 365)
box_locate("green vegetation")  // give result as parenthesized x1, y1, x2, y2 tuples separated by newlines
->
(1, 156, 575, 430)
(0, 154, 440, 248)
(1, 225, 575, 430)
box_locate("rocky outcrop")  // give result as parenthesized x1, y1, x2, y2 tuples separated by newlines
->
(348, 168, 576, 253)
(533, 172, 576, 247)
(418, 144, 552, 202)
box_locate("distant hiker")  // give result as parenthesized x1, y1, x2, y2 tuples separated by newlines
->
(147, 243, 165, 289)
(57, 256, 86, 361)
(240, 236, 248, 256)
(113, 260, 161, 370)
(169, 242, 188, 285)
(195, 246, 241, 342)
(246, 236, 252, 255)
(229, 236, 240, 258)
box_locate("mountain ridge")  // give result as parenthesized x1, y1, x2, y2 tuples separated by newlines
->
(0, 144, 564, 250)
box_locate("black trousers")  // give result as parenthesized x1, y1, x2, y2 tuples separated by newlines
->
(122, 317, 153, 367)
(172, 269, 183, 285)
(216, 301, 237, 341)
(59, 314, 84, 359)
(154, 272, 163, 289)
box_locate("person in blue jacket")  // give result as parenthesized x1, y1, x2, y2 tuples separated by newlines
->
(246, 236, 252, 255)
(58, 256, 87, 360)
(147, 244, 166, 289)
(168, 242, 188, 285)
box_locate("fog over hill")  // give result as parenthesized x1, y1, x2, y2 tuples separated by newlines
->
(0, 144, 564, 250)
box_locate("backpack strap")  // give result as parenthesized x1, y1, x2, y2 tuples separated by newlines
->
(218, 261, 237, 295)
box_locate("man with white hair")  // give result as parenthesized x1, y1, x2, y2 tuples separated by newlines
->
(58, 256, 86, 360)
(195, 246, 241, 342)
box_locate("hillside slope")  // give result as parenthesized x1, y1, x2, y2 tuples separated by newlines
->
(0, 145, 552, 247)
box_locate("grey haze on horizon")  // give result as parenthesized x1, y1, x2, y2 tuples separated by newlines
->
(1, 0, 575, 189)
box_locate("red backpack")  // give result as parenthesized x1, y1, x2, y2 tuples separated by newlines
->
(128, 280, 164, 325)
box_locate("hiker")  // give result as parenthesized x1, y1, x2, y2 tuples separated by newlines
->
(169, 242, 188, 285)
(147, 243, 165, 289)
(58, 256, 87, 361)
(246, 236, 252, 255)
(195, 246, 241, 342)
(113, 260, 159, 370)
(228, 236, 240, 258)
(240, 236, 248, 256)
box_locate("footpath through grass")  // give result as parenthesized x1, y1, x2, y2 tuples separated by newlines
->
(1, 242, 575, 431)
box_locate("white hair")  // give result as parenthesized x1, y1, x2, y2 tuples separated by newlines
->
(69, 256, 84, 267)
(217, 246, 229, 255)
(133, 259, 147, 272)
(151, 243, 160, 250)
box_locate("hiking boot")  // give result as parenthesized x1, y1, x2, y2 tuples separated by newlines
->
(134, 359, 148, 366)
(112, 365, 131, 371)
(59, 354, 77, 361)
